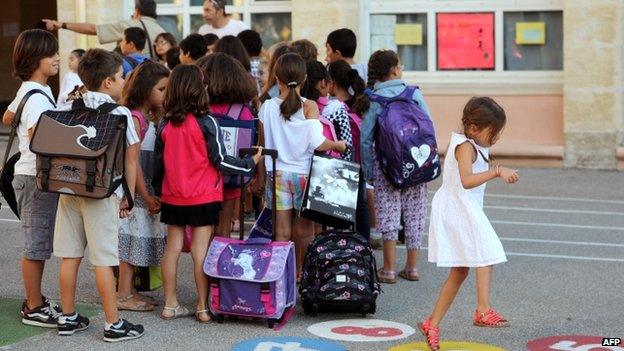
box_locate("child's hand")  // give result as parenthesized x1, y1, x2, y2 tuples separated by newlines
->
(498, 166, 519, 184)
(147, 196, 161, 214)
(251, 146, 264, 165)
(119, 197, 133, 218)
(336, 140, 348, 154)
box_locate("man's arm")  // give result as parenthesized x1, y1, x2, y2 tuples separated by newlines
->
(43, 19, 96, 35)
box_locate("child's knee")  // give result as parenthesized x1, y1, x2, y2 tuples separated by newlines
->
(451, 267, 470, 280)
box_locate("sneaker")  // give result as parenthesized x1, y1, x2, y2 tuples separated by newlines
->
(21, 297, 62, 328)
(58, 313, 90, 335)
(103, 319, 144, 343)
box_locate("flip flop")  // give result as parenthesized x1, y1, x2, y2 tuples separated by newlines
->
(377, 269, 397, 284)
(117, 294, 154, 312)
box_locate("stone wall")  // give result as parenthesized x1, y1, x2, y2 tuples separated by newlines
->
(563, 0, 623, 169)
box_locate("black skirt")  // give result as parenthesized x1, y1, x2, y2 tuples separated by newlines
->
(160, 202, 222, 227)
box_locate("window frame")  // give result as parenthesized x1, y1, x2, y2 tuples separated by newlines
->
(362, 0, 564, 94)
(150, 0, 292, 38)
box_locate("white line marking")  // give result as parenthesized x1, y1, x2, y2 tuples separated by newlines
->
(402, 247, 624, 263)
(491, 220, 624, 231)
(0, 218, 19, 223)
(485, 193, 624, 205)
(420, 234, 624, 248)
(484, 205, 624, 217)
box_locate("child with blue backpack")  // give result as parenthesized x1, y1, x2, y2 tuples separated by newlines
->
(361, 50, 433, 284)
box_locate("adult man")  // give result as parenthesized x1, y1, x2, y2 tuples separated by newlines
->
(43, 0, 165, 59)
(198, 0, 248, 38)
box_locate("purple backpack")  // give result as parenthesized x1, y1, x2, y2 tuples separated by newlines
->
(204, 236, 296, 328)
(369, 86, 441, 188)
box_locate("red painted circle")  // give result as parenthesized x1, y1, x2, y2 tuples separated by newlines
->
(331, 326, 403, 338)
(527, 335, 622, 351)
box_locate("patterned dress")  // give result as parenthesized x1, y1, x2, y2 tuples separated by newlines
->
(119, 119, 166, 266)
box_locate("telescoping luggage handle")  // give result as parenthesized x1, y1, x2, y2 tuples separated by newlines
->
(238, 148, 278, 240)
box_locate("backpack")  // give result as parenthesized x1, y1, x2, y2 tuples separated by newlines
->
(300, 231, 380, 316)
(345, 105, 362, 163)
(316, 97, 344, 159)
(0, 89, 56, 218)
(369, 86, 441, 189)
(204, 236, 296, 328)
(29, 98, 133, 209)
(211, 103, 258, 188)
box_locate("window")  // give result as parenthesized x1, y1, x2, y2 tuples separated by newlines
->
(366, 0, 564, 76)
(155, 0, 292, 48)
(504, 11, 563, 71)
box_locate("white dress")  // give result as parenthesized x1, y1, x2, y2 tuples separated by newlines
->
(428, 132, 507, 267)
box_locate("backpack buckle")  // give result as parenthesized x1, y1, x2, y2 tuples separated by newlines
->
(85, 160, 97, 192)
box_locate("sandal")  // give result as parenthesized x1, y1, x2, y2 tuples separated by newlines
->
(417, 317, 440, 351)
(377, 269, 397, 284)
(473, 308, 510, 328)
(160, 305, 191, 320)
(231, 220, 240, 232)
(399, 268, 420, 281)
(133, 292, 158, 306)
(195, 309, 211, 323)
(117, 294, 154, 312)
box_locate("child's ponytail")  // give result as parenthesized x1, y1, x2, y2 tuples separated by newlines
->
(367, 50, 399, 89)
(327, 60, 370, 115)
(274, 53, 306, 120)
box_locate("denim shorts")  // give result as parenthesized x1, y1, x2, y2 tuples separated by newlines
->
(12, 175, 59, 260)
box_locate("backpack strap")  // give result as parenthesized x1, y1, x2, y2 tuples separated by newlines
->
(97, 102, 119, 114)
(139, 20, 156, 60)
(369, 85, 419, 106)
(124, 55, 140, 69)
(226, 103, 244, 120)
(2, 89, 55, 168)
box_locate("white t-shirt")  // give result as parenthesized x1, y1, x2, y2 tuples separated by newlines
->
(351, 62, 368, 83)
(259, 97, 326, 174)
(7, 81, 56, 176)
(57, 71, 83, 111)
(198, 18, 248, 38)
(81, 91, 140, 198)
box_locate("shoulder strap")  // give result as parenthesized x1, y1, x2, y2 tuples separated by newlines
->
(97, 102, 119, 114)
(71, 98, 87, 110)
(139, 20, 156, 60)
(2, 89, 55, 167)
(225, 103, 244, 119)
(124, 55, 139, 69)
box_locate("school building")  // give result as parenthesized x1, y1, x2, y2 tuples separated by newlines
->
(1, 0, 623, 169)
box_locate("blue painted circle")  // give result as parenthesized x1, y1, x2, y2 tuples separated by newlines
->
(232, 336, 347, 351)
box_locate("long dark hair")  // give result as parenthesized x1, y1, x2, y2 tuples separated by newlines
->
(462, 97, 507, 145)
(163, 65, 210, 125)
(274, 53, 306, 120)
(328, 59, 369, 116)
(260, 43, 297, 100)
(300, 60, 327, 101)
(214, 35, 251, 72)
(367, 50, 399, 88)
(196, 52, 257, 104)
(121, 61, 170, 111)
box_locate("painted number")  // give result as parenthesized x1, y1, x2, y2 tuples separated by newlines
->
(253, 341, 319, 351)
(550, 341, 624, 351)
(331, 326, 403, 338)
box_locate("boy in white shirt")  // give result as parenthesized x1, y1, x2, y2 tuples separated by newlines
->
(52, 49, 144, 342)
(2, 28, 61, 329)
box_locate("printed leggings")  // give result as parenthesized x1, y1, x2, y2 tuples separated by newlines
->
(374, 162, 428, 250)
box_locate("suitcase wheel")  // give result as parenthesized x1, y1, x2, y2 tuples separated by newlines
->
(267, 319, 276, 329)
(215, 314, 225, 324)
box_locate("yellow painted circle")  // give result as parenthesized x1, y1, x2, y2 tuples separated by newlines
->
(389, 341, 507, 351)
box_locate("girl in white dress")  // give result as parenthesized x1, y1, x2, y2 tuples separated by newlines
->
(419, 97, 519, 350)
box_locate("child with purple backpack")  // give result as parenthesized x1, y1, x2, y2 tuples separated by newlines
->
(361, 50, 432, 284)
